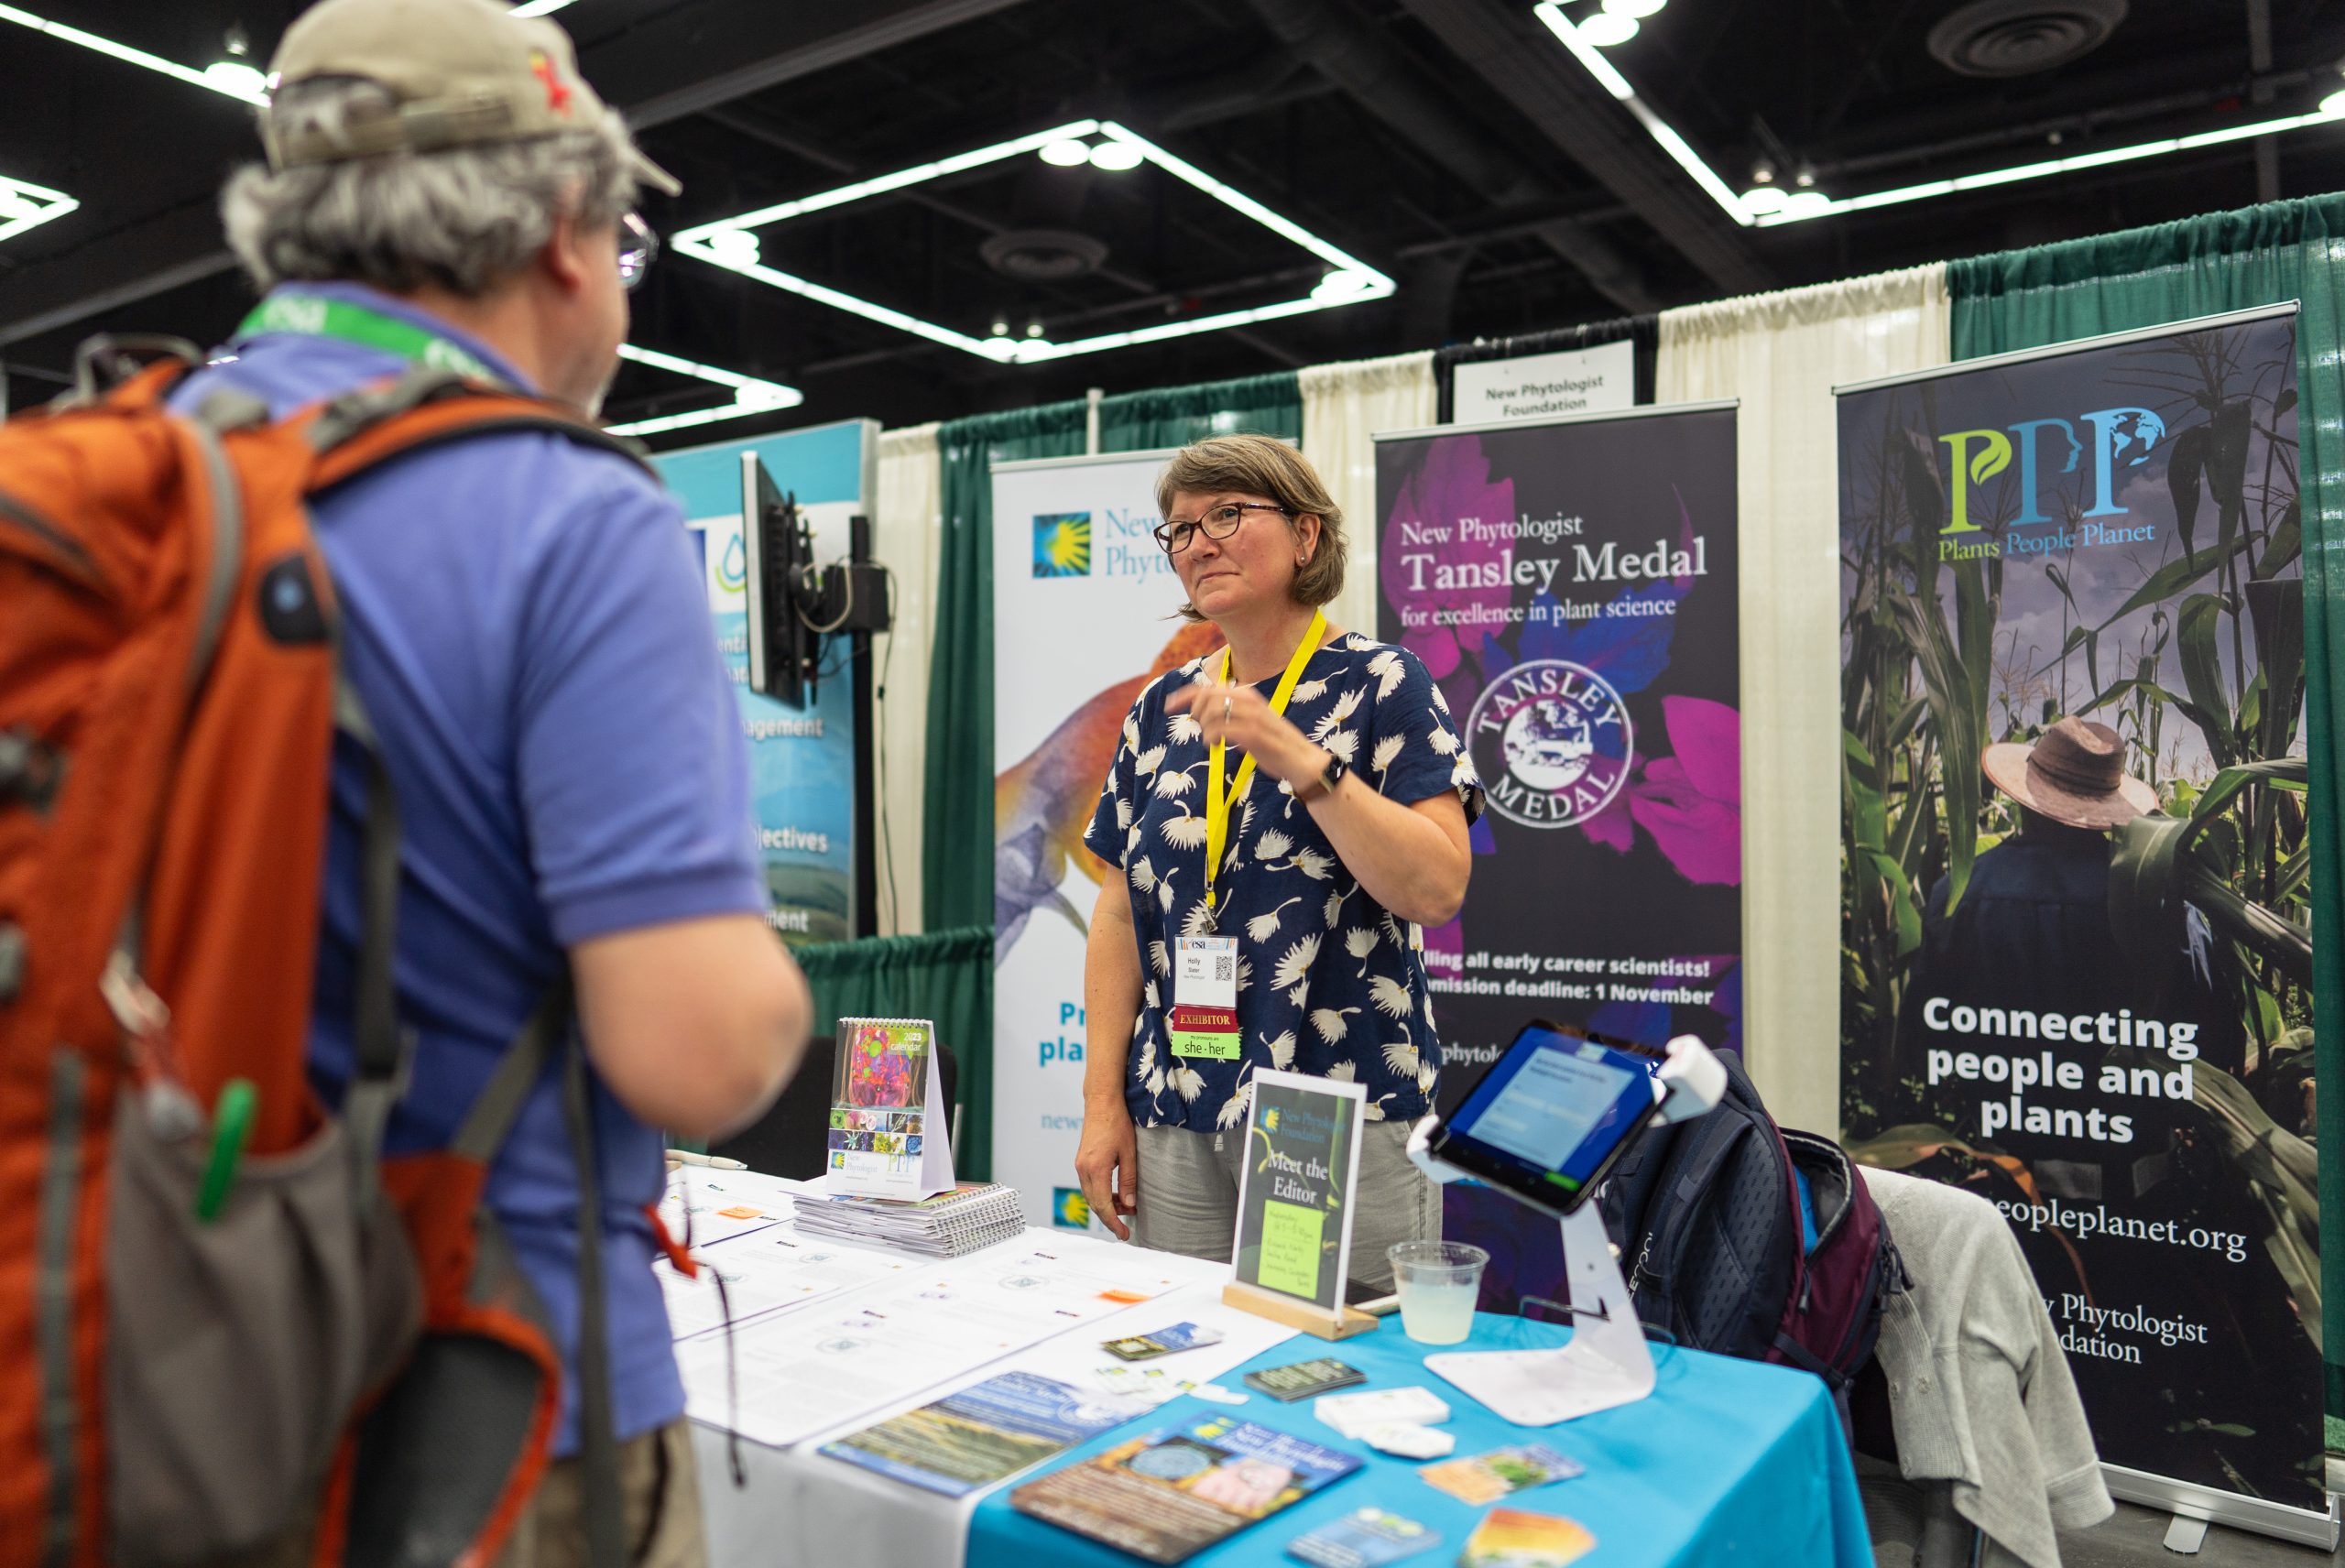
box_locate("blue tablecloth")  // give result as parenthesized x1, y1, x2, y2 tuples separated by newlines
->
(968, 1311, 1871, 1568)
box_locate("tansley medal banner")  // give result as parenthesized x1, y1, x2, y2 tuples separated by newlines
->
(1374, 402, 1744, 1116)
(1836, 304, 2319, 1509)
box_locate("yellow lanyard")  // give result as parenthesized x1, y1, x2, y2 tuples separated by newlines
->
(1205, 609, 1326, 916)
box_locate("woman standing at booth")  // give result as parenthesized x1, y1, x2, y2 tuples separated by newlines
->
(1074, 436, 1481, 1291)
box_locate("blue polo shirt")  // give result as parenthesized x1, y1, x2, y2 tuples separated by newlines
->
(173, 282, 767, 1452)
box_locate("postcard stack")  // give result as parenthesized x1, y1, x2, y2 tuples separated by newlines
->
(791, 1181, 1026, 1258)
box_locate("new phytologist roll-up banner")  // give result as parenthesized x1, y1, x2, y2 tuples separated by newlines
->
(1374, 405, 1742, 1301)
(655, 419, 877, 945)
(1837, 304, 2324, 1526)
(992, 449, 1224, 1229)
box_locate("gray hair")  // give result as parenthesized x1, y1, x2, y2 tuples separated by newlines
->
(223, 75, 638, 297)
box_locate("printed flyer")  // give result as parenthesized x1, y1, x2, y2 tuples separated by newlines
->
(1836, 305, 2319, 1506)
(1010, 1416, 1360, 1563)
(820, 1371, 1128, 1497)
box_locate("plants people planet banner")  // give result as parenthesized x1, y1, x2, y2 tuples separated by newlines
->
(1837, 304, 2318, 1507)
(1374, 405, 1741, 1307)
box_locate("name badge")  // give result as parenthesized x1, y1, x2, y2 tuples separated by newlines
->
(1169, 936, 1240, 1059)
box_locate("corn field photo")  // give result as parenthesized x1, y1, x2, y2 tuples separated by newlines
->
(1836, 309, 2319, 1503)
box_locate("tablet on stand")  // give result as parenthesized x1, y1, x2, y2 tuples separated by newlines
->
(1409, 1020, 1725, 1426)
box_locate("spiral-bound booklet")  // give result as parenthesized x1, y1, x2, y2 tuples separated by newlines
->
(827, 1017, 953, 1199)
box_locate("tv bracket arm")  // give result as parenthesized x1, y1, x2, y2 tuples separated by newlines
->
(1403, 1034, 1727, 1426)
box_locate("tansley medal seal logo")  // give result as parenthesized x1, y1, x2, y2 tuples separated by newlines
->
(1467, 659, 1633, 828)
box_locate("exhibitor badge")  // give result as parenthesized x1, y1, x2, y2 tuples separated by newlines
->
(1466, 659, 1632, 829)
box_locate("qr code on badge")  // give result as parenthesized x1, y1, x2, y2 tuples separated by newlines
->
(1214, 953, 1234, 983)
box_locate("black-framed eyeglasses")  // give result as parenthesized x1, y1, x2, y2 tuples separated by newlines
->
(1153, 501, 1291, 555)
(618, 212, 660, 292)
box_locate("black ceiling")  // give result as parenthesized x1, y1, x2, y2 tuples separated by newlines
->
(4, 0, 2342, 446)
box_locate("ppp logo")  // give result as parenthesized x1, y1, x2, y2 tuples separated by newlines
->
(1938, 406, 2165, 534)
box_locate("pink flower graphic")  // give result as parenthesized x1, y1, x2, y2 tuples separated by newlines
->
(1626, 696, 1741, 886)
(1380, 436, 1515, 681)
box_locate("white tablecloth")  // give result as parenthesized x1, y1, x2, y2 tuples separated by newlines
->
(664, 1172, 1294, 1568)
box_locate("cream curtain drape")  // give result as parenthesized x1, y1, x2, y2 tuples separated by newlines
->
(1656, 265, 1952, 1132)
(1299, 350, 1437, 638)
(872, 421, 943, 935)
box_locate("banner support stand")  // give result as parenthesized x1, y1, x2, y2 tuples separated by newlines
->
(2100, 1465, 2339, 1552)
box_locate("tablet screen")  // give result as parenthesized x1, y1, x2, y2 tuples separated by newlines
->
(1436, 1023, 1661, 1208)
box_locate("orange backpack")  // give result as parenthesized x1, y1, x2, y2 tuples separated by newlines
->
(0, 340, 656, 1567)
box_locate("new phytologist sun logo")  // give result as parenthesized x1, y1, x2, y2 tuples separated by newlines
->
(1033, 512, 1092, 577)
(1467, 659, 1632, 829)
(1052, 1187, 1092, 1229)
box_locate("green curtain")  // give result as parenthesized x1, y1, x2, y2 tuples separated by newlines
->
(1949, 192, 2345, 1440)
(922, 402, 1088, 933)
(796, 925, 995, 1178)
(1096, 370, 1302, 452)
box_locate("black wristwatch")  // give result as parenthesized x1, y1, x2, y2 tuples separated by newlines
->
(1295, 752, 1347, 803)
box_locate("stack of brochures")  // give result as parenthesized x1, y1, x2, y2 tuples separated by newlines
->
(791, 1181, 1026, 1257)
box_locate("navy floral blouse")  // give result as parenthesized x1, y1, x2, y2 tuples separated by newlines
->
(1085, 634, 1485, 1133)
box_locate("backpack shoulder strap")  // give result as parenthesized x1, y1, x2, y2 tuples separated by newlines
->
(446, 982, 626, 1568)
(297, 366, 652, 497)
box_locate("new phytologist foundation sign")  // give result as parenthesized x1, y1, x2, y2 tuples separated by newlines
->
(1836, 305, 2318, 1508)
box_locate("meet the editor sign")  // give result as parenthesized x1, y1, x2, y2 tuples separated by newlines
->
(1837, 305, 2318, 1506)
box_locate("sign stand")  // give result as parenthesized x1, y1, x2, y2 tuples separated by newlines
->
(1423, 1205, 1654, 1425)
(824, 1018, 953, 1200)
(1220, 1280, 1380, 1342)
(1222, 1069, 1372, 1342)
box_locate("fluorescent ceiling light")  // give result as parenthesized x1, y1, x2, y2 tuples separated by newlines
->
(0, 5, 269, 102)
(0, 173, 76, 244)
(673, 118, 1395, 365)
(509, 0, 581, 15)
(1534, 0, 2345, 229)
(704, 228, 760, 267)
(203, 60, 267, 98)
(605, 343, 802, 437)
(1576, 12, 1639, 47)
(1603, 0, 1667, 15)
(1759, 105, 2345, 224)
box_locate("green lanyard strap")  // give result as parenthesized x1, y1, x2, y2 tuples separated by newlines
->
(236, 293, 505, 385)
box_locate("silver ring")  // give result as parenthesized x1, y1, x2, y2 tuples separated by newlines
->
(1223, 695, 1233, 725)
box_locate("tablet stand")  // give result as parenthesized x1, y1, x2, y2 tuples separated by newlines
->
(1407, 1031, 1723, 1428)
(1423, 1205, 1655, 1426)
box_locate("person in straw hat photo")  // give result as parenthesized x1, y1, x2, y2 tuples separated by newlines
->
(1892, 715, 2242, 1123)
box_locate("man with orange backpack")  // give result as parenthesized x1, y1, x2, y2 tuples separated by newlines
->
(0, 0, 809, 1563)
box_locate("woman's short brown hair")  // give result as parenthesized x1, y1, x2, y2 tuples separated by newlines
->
(1154, 434, 1347, 623)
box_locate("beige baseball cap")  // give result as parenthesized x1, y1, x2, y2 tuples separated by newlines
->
(260, 0, 680, 196)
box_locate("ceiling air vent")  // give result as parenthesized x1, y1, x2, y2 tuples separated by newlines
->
(1925, 0, 2127, 78)
(980, 229, 1110, 281)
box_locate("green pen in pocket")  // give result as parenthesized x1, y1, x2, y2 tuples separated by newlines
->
(195, 1079, 258, 1222)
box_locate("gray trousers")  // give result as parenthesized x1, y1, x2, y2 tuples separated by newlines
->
(1132, 1121, 1440, 1294)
